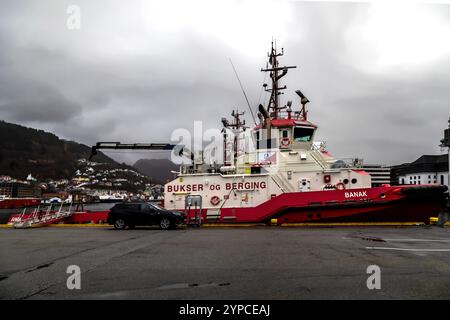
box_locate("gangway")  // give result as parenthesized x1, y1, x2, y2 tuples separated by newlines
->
(13, 202, 74, 229)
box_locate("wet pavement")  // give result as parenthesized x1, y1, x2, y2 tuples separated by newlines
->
(0, 226, 449, 299)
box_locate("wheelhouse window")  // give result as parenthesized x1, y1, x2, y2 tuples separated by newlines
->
(293, 127, 314, 142)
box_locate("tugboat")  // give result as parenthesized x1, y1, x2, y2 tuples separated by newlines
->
(90, 42, 448, 225)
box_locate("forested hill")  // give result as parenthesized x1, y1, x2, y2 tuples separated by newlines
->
(0, 120, 119, 180)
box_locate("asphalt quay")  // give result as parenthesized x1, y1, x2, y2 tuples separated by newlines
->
(1, 225, 450, 299)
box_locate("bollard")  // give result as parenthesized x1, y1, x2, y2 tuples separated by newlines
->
(437, 210, 449, 228)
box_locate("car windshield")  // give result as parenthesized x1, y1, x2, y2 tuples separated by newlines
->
(149, 202, 164, 210)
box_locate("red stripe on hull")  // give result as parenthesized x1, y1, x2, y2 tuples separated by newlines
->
(186, 186, 447, 224)
(276, 197, 444, 224)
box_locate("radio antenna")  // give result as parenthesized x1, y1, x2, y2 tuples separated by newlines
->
(229, 58, 257, 125)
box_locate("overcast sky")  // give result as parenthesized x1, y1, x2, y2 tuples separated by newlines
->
(0, 0, 449, 166)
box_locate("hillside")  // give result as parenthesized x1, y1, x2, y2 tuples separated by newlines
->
(133, 158, 179, 184)
(0, 120, 130, 181)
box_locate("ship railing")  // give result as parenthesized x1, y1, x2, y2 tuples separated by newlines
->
(276, 111, 306, 121)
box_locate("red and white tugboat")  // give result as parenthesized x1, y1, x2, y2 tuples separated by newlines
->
(92, 42, 448, 225)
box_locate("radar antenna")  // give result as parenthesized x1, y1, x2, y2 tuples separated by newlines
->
(260, 41, 297, 119)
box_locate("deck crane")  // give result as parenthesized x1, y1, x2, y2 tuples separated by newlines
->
(89, 142, 189, 161)
(89, 142, 201, 173)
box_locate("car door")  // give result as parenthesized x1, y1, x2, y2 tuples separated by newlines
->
(127, 204, 145, 225)
(140, 204, 158, 225)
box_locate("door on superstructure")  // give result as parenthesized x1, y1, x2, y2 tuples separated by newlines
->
(185, 195, 202, 226)
(298, 179, 311, 192)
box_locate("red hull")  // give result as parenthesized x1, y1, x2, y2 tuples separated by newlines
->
(6, 185, 447, 226)
(0, 198, 40, 209)
(187, 185, 448, 224)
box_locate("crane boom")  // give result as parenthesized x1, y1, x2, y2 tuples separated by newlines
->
(89, 142, 179, 160)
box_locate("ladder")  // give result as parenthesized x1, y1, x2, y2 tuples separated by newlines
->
(310, 150, 328, 170)
(271, 171, 295, 193)
(13, 202, 74, 229)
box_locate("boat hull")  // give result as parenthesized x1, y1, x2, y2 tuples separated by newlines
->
(6, 186, 448, 226)
(187, 185, 448, 224)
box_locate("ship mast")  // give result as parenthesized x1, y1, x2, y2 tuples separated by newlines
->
(261, 41, 296, 119)
(221, 110, 247, 166)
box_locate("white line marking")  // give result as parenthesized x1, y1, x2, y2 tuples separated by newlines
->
(366, 247, 450, 252)
(383, 239, 450, 243)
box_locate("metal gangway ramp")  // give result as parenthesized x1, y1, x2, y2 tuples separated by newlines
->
(13, 202, 74, 229)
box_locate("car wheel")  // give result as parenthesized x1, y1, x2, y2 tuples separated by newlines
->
(114, 218, 126, 230)
(159, 218, 172, 230)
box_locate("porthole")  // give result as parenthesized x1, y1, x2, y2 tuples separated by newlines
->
(351, 178, 357, 184)
(343, 178, 349, 184)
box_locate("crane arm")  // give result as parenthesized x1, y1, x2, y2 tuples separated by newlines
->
(89, 142, 183, 160)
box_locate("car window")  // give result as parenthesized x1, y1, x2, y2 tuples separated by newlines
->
(140, 204, 156, 212)
(123, 204, 140, 210)
(149, 203, 163, 210)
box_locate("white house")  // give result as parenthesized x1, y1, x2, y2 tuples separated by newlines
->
(397, 155, 449, 188)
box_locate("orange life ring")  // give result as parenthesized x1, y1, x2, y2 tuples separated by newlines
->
(335, 182, 345, 190)
(280, 137, 291, 148)
(210, 196, 221, 206)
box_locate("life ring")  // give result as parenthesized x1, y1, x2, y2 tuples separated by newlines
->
(335, 182, 345, 190)
(210, 196, 221, 206)
(280, 137, 291, 148)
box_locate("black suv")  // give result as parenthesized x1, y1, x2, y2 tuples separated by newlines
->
(107, 202, 185, 230)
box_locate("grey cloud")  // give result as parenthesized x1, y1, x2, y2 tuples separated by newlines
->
(0, 77, 82, 123)
(0, 0, 449, 166)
